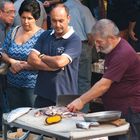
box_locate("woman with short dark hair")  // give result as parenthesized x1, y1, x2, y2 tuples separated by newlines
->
(18, 0, 40, 20)
(1, 0, 44, 110)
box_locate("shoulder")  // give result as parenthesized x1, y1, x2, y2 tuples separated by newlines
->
(37, 30, 52, 40)
(65, 33, 82, 50)
(42, 30, 52, 36)
(38, 28, 45, 34)
(69, 32, 81, 41)
(118, 39, 134, 53)
(109, 39, 136, 62)
(63, 26, 81, 41)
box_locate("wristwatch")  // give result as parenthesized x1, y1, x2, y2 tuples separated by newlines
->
(38, 54, 45, 59)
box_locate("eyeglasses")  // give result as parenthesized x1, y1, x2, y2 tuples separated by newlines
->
(2, 9, 16, 15)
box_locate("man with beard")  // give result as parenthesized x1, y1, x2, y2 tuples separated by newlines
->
(0, 0, 15, 136)
(67, 19, 140, 140)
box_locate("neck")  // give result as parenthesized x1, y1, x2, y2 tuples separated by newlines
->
(113, 37, 121, 49)
(21, 25, 39, 33)
(55, 27, 70, 38)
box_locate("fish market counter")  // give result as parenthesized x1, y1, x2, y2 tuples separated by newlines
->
(3, 108, 130, 140)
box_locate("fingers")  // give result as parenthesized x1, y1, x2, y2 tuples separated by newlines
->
(43, 1, 50, 7)
(67, 98, 84, 112)
(67, 104, 76, 112)
(132, 36, 138, 41)
(129, 31, 138, 41)
(10, 61, 25, 73)
(9, 67, 16, 74)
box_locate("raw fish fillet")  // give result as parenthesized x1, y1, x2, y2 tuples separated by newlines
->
(6, 107, 31, 123)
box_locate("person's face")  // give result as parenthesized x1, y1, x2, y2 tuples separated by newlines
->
(50, 7, 70, 37)
(20, 12, 36, 31)
(93, 35, 114, 54)
(0, 2, 15, 25)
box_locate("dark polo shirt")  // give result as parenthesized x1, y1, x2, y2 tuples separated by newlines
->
(33, 27, 82, 103)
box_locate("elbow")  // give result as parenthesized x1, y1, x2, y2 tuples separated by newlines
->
(27, 56, 37, 66)
(55, 61, 64, 68)
(97, 78, 112, 95)
(55, 57, 70, 68)
(55, 60, 67, 68)
(102, 85, 110, 93)
(27, 57, 33, 65)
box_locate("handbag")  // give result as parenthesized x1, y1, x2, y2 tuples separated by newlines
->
(0, 26, 19, 75)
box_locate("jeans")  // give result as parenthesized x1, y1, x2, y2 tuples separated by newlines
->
(78, 43, 92, 94)
(0, 75, 7, 131)
(109, 108, 140, 140)
(6, 84, 36, 111)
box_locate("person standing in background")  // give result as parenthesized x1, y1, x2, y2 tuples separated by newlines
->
(64, 0, 96, 95)
(0, 0, 15, 136)
(1, 0, 44, 111)
(106, 0, 132, 40)
(128, 0, 140, 52)
(87, 0, 106, 19)
(28, 4, 82, 108)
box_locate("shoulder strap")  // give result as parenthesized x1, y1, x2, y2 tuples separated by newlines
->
(11, 26, 20, 40)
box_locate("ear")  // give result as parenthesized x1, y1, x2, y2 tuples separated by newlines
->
(68, 15, 71, 24)
(108, 35, 116, 41)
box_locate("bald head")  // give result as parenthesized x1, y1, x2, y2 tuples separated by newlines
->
(50, 4, 70, 37)
(50, 4, 69, 16)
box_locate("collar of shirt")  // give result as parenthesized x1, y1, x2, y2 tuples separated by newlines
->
(50, 26, 74, 39)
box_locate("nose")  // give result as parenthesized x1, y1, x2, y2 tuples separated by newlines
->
(94, 41, 101, 52)
(56, 21, 60, 27)
(11, 12, 15, 18)
(94, 41, 99, 47)
(24, 19, 28, 24)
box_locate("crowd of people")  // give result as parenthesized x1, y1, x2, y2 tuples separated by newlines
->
(0, 0, 140, 140)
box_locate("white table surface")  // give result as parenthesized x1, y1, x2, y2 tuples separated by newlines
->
(3, 109, 130, 140)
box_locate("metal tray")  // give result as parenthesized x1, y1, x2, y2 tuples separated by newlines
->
(84, 111, 121, 122)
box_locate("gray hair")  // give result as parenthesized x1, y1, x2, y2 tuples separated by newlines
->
(92, 19, 120, 38)
(0, 0, 12, 10)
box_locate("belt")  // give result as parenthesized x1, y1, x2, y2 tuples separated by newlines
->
(82, 40, 88, 43)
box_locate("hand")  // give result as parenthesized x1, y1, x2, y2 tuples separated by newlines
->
(129, 30, 138, 41)
(43, 1, 51, 7)
(10, 61, 25, 74)
(67, 98, 84, 112)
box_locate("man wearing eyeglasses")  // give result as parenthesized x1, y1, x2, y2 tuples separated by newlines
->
(0, 0, 15, 47)
(0, 0, 15, 137)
